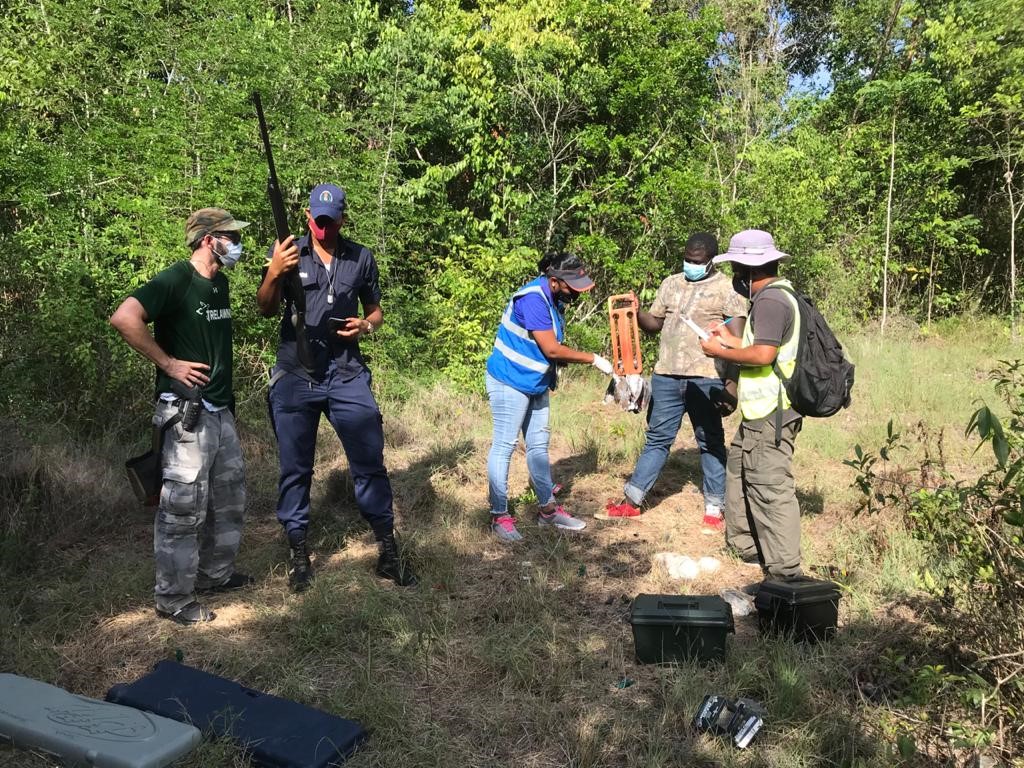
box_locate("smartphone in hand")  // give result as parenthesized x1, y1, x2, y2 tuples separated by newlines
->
(328, 317, 351, 335)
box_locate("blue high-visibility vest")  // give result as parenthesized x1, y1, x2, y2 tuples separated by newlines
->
(486, 276, 564, 395)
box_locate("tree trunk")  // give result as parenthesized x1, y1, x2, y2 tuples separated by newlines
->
(882, 109, 897, 335)
(927, 243, 935, 331)
(377, 52, 403, 258)
(1007, 170, 1018, 339)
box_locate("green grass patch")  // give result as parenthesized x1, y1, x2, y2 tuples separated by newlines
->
(2, 321, 1021, 766)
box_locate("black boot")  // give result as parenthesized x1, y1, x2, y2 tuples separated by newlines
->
(376, 533, 417, 587)
(288, 532, 313, 593)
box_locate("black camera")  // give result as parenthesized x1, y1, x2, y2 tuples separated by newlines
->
(692, 694, 764, 749)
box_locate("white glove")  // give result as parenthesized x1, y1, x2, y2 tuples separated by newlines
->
(592, 353, 614, 375)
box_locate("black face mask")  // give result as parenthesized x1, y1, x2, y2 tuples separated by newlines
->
(550, 278, 578, 304)
(732, 273, 751, 298)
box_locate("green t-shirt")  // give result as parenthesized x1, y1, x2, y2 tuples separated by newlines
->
(132, 261, 234, 407)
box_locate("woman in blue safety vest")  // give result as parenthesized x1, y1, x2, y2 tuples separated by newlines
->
(485, 252, 614, 542)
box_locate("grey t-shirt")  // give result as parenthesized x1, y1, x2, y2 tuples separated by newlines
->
(746, 285, 801, 426)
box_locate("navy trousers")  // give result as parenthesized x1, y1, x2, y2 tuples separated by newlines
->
(269, 365, 394, 540)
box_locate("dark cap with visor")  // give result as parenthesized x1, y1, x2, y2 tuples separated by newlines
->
(546, 254, 595, 292)
(309, 183, 347, 220)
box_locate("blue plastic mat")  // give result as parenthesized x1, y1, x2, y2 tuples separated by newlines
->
(106, 661, 367, 768)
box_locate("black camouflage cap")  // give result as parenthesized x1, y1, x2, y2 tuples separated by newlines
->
(185, 208, 249, 246)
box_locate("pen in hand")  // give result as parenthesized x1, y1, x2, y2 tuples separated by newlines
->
(708, 316, 735, 334)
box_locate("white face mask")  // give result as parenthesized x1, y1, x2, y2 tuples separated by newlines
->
(215, 237, 243, 269)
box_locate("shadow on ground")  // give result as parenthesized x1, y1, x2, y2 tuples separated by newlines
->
(0, 399, 977, 768)
(549, 443, 601, 496)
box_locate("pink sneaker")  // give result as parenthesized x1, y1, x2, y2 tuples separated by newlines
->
(537, 506, 587, 531)
(491, 515, 523, 542)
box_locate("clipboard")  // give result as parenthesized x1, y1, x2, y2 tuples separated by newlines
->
(682, 316, 710, 341)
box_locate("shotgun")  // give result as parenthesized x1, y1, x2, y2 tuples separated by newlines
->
(252, 92, 315, 375)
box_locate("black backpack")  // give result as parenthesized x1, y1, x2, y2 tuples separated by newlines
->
(762, 282, 854, 426)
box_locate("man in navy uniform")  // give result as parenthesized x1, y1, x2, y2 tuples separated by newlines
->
(258, 184, 415, 591)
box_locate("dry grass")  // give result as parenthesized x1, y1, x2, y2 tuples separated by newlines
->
(2, 326, 1021, 767)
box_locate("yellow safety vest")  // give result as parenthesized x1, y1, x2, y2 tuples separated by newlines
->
(738, 279, 800, 421)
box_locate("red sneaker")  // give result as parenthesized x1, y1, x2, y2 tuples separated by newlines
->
(605, 501, 642, 517)
(701, 514, 724, 533)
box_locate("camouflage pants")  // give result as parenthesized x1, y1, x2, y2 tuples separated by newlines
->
(153, 401, 246, 612)
(724, 419, 803, 579)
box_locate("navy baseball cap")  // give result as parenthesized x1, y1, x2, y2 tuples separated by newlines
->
(309, 183, 346, 220)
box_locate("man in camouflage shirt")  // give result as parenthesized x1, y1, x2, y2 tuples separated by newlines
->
(110, 208, 253, 625)
(619, 233, 747, 530)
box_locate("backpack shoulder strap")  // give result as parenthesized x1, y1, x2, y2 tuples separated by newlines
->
(750, 282, 800, 358)
(759, 280, 799, 304)
(749, 281, 796, 316)
(756, 282, 800, 447)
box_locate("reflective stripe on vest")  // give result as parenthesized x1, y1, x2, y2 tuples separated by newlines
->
(486, 277, 563, 394)
(738, 279, 800, 421)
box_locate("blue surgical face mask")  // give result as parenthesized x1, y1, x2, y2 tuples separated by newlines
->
(683, 261, 710, 282)
(216, 238, 243, 269)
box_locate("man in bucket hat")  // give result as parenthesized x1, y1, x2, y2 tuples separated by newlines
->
(698, 229, 804, 580)
(110, 207, 253, 625)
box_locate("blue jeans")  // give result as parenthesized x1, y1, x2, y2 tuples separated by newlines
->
(624, 374, 727, 508)
(268, 365, 393, 539)
(486, 373, 555, 515)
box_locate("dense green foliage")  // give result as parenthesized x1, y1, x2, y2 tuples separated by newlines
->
(846, 361, 1024, 755)
(1, 0, 1021, 420)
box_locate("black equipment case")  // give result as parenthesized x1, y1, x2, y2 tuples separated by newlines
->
(106, 661, 367, 768)
(630, 594, 734, 663)
(754, 577, 841, 642)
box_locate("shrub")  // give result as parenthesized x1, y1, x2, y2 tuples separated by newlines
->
(845, 360, 1024, 758)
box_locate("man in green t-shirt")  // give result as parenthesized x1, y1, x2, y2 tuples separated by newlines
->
(110, 208, 253, 625)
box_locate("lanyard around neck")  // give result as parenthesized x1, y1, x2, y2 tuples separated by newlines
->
(311, 238, 342, 305)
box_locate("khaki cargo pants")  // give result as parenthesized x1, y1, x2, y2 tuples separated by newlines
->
(724, 418, 802, 579)
(154, 401, 246, 613)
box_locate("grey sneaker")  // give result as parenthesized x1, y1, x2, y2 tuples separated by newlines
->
(537, 506, 587, 531)
(491, 515, 524, 542)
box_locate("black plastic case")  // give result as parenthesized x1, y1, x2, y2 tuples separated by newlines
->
(754, 577, 841, 642)
(630, 594, 735, 663)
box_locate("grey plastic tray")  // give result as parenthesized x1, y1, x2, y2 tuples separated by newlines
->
(0, 673, 201, 768)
